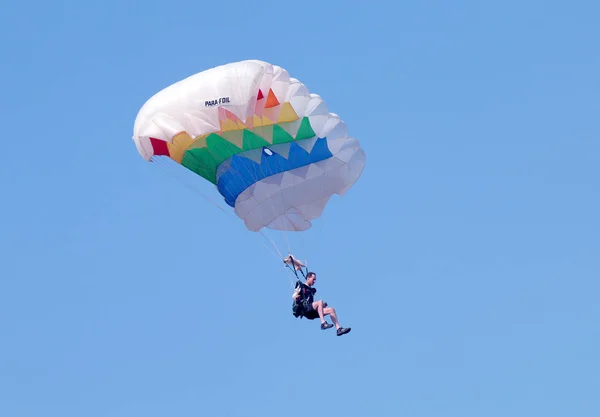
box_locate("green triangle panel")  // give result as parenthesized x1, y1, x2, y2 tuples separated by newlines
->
(250, 125, 270, 139)
(272, 124, 295, 144)
(182, 148, 218, 184)
(295, 117, 316, 140)
(206, 133, 243, 163)
(242, 129, 270, 150)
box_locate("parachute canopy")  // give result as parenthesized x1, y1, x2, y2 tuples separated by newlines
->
(132, 60, 365, 232)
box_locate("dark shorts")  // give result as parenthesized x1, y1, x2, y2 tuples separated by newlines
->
(302, 303, 320, 320)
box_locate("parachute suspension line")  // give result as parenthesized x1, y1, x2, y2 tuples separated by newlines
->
(262, 241, 280, 261)
(259, 229, 283, 259)
(279, 218, 292, 256)
(261, 236, 294, 290)
(226, 141, 295, 258)
(154, 155, 308, 285)
(254, 147, 298, 286)
(152, 156, 229, 213)
(273, 152, 293, 255)
(254, 171, 291, 256)
(153, 155, 287, 266)
(255, 144, 293, 255)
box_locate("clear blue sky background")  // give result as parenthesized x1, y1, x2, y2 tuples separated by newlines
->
(1, 1, 599, 416)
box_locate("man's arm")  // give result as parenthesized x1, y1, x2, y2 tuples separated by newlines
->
(292, 288, 301, 299)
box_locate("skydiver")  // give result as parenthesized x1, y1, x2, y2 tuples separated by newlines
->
(291, 271, 351, 336)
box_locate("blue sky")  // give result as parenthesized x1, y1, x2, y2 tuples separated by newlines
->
(1, 1, 599, 416)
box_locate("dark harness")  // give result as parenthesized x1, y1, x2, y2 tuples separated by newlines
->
(292, 280, 317, 318)
(285, 255, 316, 319)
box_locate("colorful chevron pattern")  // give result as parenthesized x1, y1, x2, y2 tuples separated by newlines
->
(148, 87, 319, 186)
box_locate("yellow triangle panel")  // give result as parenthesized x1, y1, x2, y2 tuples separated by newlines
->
(277, 102, 299, 123)
(167, 132, 194, 163)
(220, 119, 240, 132)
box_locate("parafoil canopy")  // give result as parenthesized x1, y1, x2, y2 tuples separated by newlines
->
(133, 60, 365, 232)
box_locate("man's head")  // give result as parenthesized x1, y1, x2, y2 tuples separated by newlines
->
(305, 272, 317, 286)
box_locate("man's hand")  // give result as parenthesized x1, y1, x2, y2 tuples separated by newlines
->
(292, 288, 301, 299)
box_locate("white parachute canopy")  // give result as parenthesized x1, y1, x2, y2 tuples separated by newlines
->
(132, 60, 365, 232)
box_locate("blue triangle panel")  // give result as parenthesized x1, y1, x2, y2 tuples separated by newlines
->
(216, 137, 333, 207)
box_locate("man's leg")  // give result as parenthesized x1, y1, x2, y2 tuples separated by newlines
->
(312, 300, 326, 323)
(323, 307, 340, 329)
(312, 300, 333, 329)
(324, 306, 351, 336)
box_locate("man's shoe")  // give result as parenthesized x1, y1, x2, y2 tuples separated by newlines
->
(336, 327, 351, 336)
(321, 322, 334, 330)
